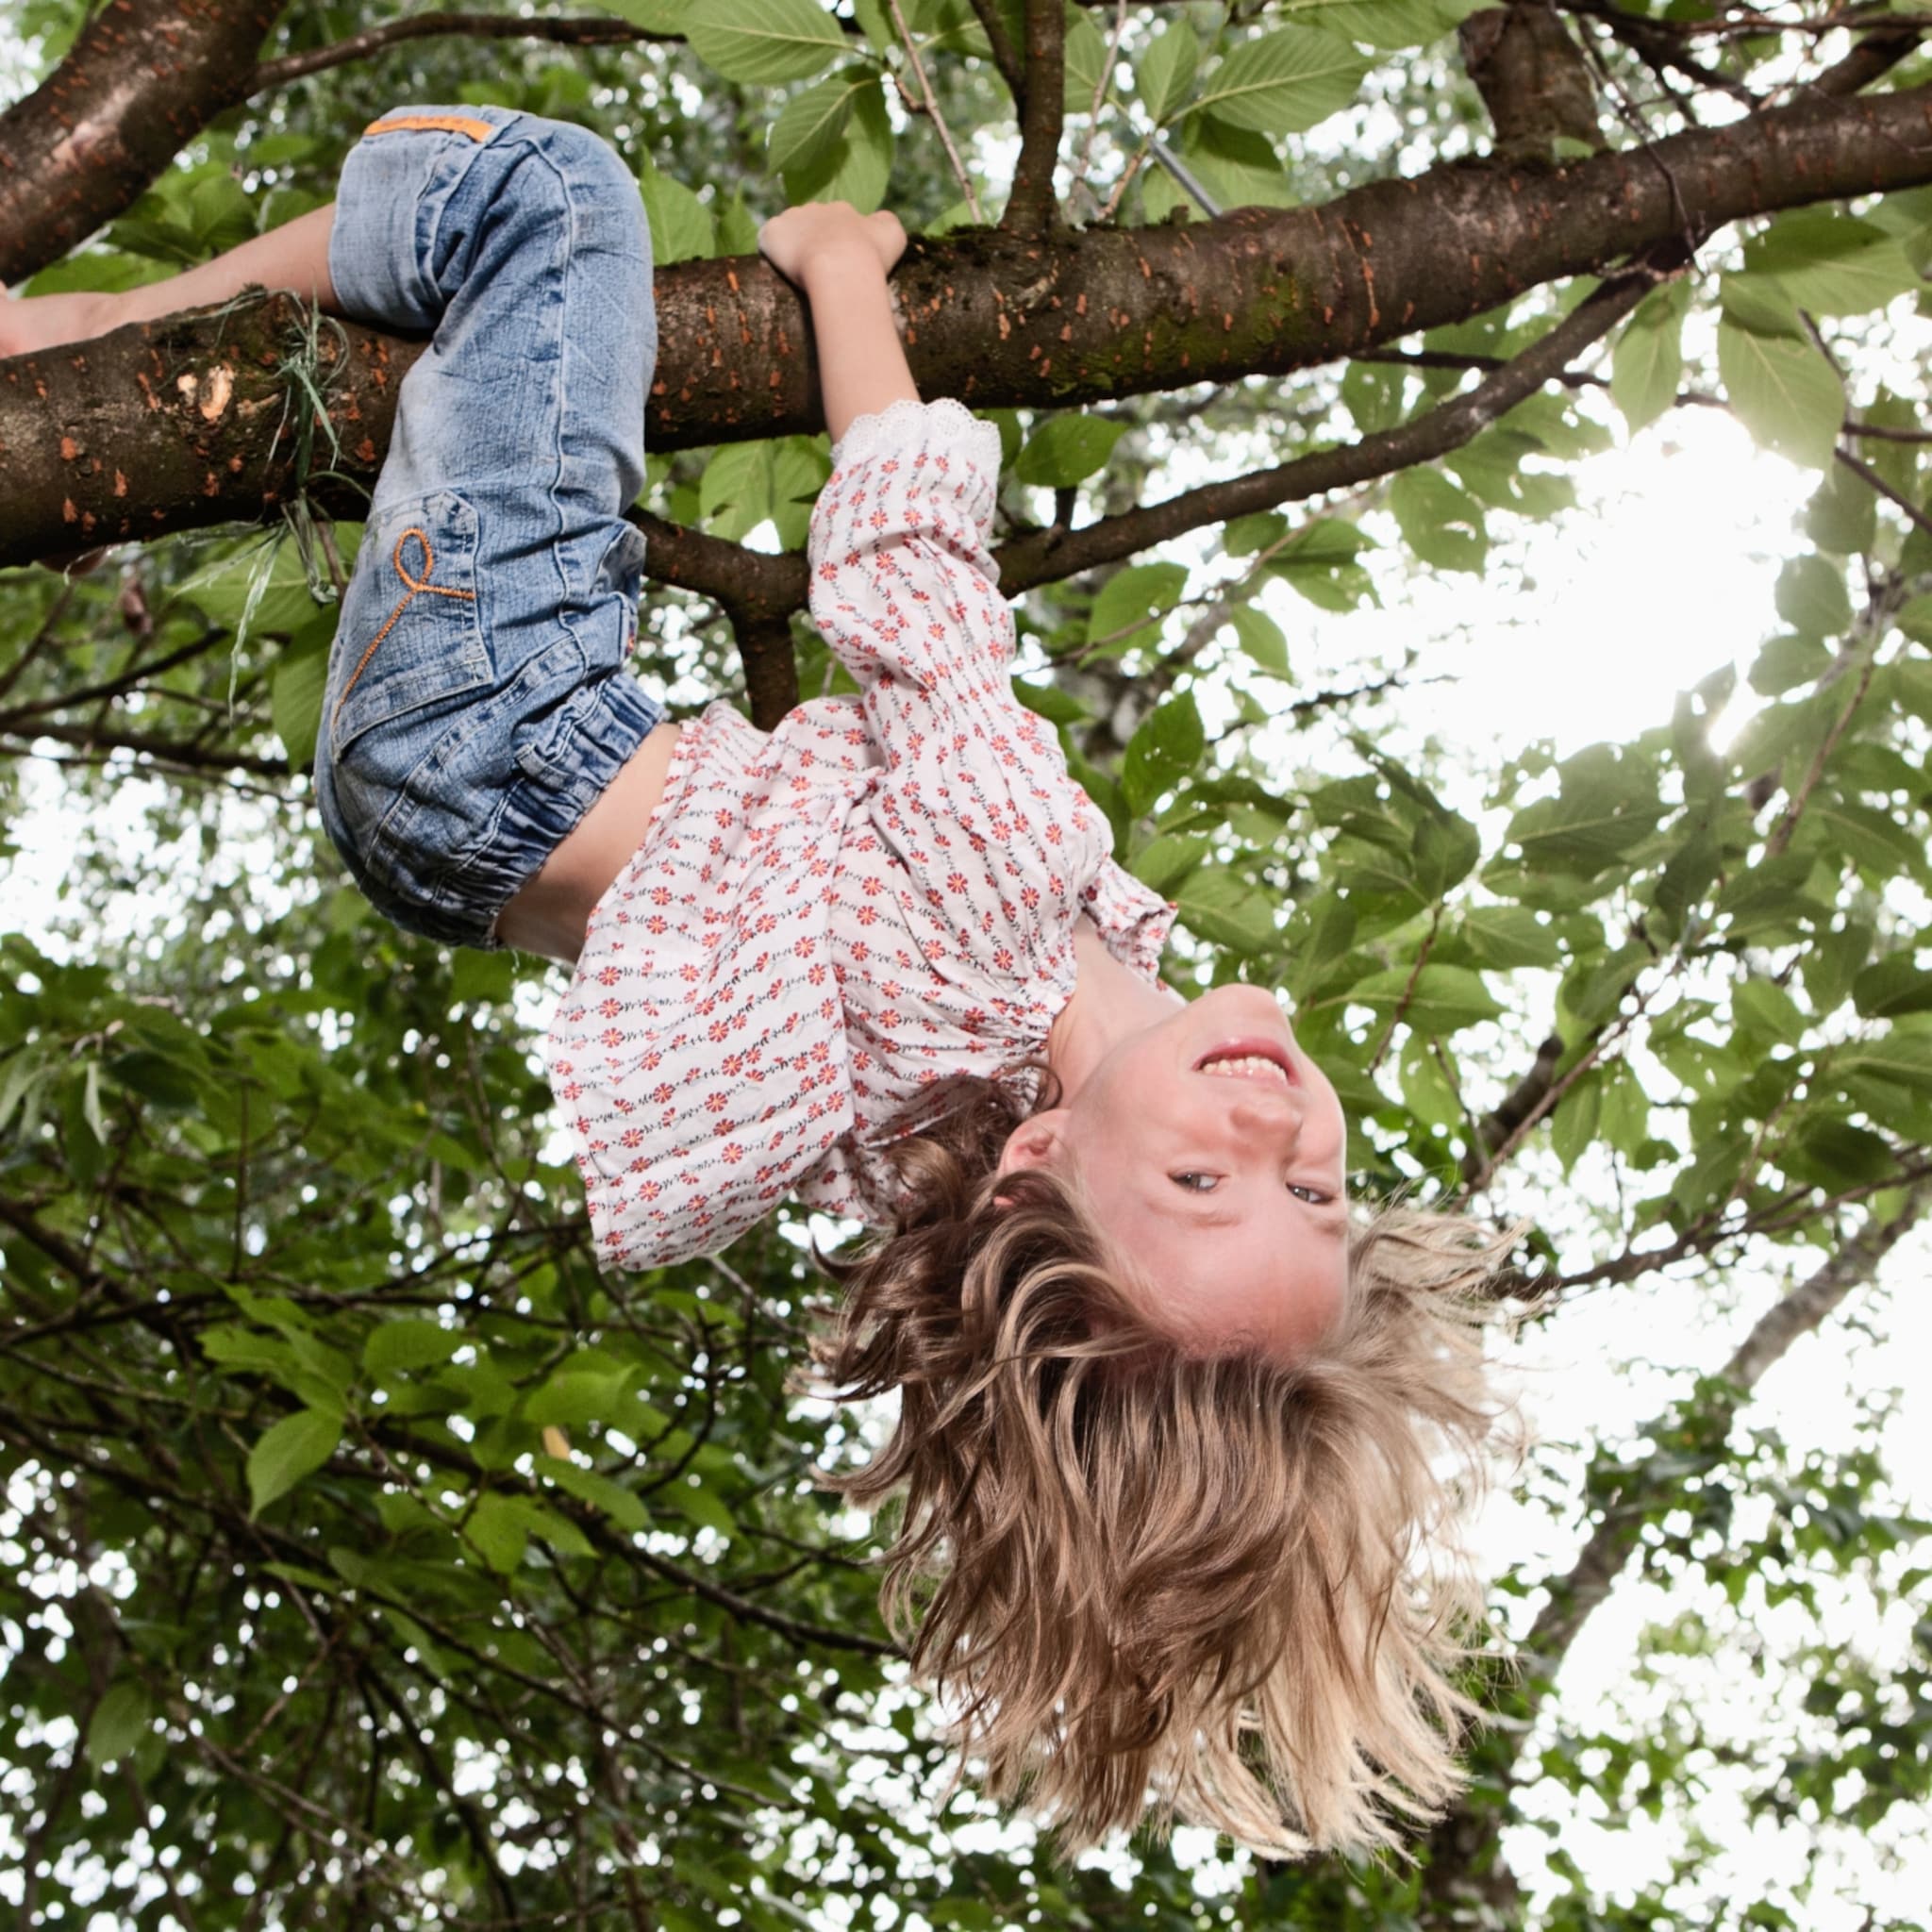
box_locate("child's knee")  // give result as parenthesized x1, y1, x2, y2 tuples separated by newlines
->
(525, 120, 651, 271)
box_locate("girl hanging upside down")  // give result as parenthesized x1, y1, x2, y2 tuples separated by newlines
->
(3, 108, 1514, 1861)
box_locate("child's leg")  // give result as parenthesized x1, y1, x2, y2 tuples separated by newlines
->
(311, 107, 662, 950)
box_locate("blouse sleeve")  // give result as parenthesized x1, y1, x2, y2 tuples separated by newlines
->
(806, 396, 1115, 984)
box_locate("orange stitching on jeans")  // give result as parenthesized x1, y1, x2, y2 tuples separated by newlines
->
(363, 114, 500, 143)
(331, 527, 478, 727)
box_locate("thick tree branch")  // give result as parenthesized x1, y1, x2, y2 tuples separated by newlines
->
(726, 609, 803, 733)
(0, 0, 291, 287)
(13, 79, 1932, 569)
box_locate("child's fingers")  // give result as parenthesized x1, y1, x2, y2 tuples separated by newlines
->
(867, 210, 908, 273)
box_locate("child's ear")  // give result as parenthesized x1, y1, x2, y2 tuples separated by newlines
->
(992, 1111, 1069, 1207)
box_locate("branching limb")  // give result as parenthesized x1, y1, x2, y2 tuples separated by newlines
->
(998, 260, 1670, 594)
(0, 721, 293, 779)
(1808, 24, 1925, 96)
(726, 609, 804, 732)
(968, 0, 1025, 95)
(248, 10, 683, 95)
(1005, 0, 1069, 233)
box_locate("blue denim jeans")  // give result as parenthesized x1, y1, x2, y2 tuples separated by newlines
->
(313, 107, 662, 947)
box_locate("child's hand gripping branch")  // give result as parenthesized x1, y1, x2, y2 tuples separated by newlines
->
(756, 204, 913, 441)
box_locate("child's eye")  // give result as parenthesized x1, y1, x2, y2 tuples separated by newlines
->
(1172, 1172, 1219, 1193)
(1288, 1185, 1332, 1205)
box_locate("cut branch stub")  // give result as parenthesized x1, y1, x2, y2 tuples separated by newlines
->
(0, 0, 292, 286)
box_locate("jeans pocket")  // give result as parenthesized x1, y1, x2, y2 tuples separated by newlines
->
(325, 491, 492, 839)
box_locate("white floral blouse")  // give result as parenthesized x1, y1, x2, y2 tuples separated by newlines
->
(546, 398, 1176, 1269)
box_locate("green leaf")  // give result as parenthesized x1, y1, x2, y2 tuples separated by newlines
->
(1188, 28, 1370, 136)
(1749, 632, 1831, 697)
(271, 623, 330, 767)
(1720, 273, 1804, 340)
(247, 1408, 343, 1518)
(1062, 3, 1116, 111)
(770, 434, 834, 548)
(1228, 606, 1291, 680)
(1550, 1069, 1602, 1174)
(1506, 746, 1664, 876)
(669, 1476, 738, 1538)
(1853, 956, 1932, 1018)
(179, 529, 325, 638)
(1611, 280, 1690, 433)
(1811, 797, 1928, 883)
(524, 1367, 637, 1427)
(1010, 675, 1090, 724)
(86, 1682, 153, 1766)
(686, 0, 849, 83)
(1894, 594, 1932, 647)
(1718, 320, 1844, 470)
(535, 1454, 648, 1532)
(465, 1493, 529, 1574)
(1804, 459, 1878, 557)
(1087, 562, 1188, 655)
(783, 75, 893, 211)
(1129, 832, 1212, 893)
(1134, 21, 1199, 123)
(1742, 209, 1922, 317)
(768, 69, 866, 175)
(637, 158, 713, 265)
(1277, 0, 1490, 48)
(1014, 411, 1129, 488)
(363, 1320, 464, 1377)
(1390, 466, 1488, 574)
(1174, 865, 1278, 953)
(1122, 691, 1206, 816)
(1461, 904, 1562, 969)
(700, 441, 774, 540)
(591, 0, 692, 28)
(1774, 554, 1853, 640)
(1348, 963, 1503, 1036)
(1734, 977, 1807, 1043)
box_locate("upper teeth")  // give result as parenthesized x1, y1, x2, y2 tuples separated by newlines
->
(1203, 1055, 1288, 1084)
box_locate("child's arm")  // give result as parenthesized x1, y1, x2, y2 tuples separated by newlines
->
(758, 205, 912, 443)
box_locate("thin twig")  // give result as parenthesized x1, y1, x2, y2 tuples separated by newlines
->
(887, 0, 984, 224)
(246, 10, 686, 95)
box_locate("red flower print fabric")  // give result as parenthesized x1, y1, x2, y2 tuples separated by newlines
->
(547, 399, 1176, 1270)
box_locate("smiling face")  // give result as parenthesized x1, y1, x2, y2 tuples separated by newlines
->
(996, 983, 1351, 1362)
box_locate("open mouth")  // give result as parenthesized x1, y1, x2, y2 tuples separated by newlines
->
(1194, 1041, 1295, 1087)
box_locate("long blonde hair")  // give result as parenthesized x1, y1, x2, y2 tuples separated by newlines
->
(799, 1070, 1519, 1861)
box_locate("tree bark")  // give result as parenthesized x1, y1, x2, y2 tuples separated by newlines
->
(0, 0, 291, 286)
(6, 80, 1932, 570)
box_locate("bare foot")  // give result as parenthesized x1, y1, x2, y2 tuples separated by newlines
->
(0, 285, 119, 361)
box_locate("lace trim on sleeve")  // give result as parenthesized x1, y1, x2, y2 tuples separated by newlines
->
(830, 395, 1003, 478)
